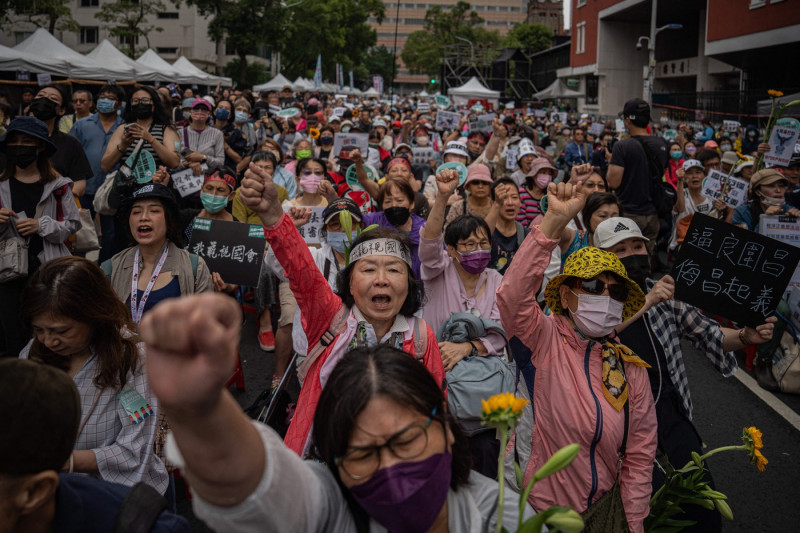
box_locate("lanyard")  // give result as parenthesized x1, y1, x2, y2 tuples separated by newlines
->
(131, 244, 170, 324)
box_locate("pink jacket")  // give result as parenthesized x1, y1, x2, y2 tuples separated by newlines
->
(497, 226, 657, 533)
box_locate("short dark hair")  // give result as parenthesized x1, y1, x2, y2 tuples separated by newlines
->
(581, 192, 621, 233)
(491, 177, 517, 201)
(468, 131, 489, 143)
(335, 228, 424, 316)
(295, 156, 328, 178)
(124, 196, 184, 248)
(377, 178, 415, 208)
(251, 150, 278, 169)
(444, 214, 491, 249)
(696, 149, 720, 165)
(311, 345, 471, 531)
(98, 84, 126, 102)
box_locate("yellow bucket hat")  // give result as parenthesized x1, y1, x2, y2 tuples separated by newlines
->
(544, 246, 646, 321)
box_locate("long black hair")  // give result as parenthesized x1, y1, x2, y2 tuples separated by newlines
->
(312, 345, 472, 533)
(124, 85, 173, 126)
(581, 192, 622, 232)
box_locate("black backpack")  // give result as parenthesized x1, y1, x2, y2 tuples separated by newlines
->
(631, 136, 675, 218)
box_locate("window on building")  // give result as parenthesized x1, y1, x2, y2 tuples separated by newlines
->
(80, 26, 98, 44)
(14, 32, 33, 45)
(748, 0, 766, 7)
(576, 22, 586, 54)
(586, 75, 599, 105)
(157, 47, 178, 54)
(158, 12, 179, 19)
(577, 0, 587, 7)
(80, 0, 99, 6)
(118, 33, 139, 47)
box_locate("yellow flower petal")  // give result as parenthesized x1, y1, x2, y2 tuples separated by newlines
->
(754, 449, 768, 472)
(746, 427, 763, 449)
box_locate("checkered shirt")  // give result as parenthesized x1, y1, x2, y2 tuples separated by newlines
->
(644, 279, 738, 420)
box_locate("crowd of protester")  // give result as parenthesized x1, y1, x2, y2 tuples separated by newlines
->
(3, 81, 796, 532)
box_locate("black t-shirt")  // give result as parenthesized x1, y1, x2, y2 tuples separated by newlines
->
(490, 224, 528, 275)
(617, 315, 674, 401)
(50, 130, 92, 183)
(609, 135, 668, 215)
(9, 177, 45, 270)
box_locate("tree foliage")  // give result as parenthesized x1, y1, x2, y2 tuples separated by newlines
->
(0, 0, 78, 34)
(224, 58, 269, 88)
(401, 1, 501, 77)
(95, 0, 166, 57)
(360, 45, 398, 85)
(502, 23, 553, 53)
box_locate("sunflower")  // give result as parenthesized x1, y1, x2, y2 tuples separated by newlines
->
(742, 426, 767, 471)
(768, 89, 784, 98)
(753, 449, 768, 472)
(309, 127, 320, 139)
(481, 392, 528, 427)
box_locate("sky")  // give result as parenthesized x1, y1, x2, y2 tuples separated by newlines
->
(563, 1, 571, 30)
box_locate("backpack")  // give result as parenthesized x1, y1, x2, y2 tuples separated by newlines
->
(113, 482, 168, 533)
(630, 136, 675, 218)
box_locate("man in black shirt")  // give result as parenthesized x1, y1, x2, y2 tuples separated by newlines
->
(488, 178, 528, 275)
(607, 98, 668, 254)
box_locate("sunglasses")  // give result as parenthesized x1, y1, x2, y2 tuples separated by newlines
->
(572, 277, 628, 302)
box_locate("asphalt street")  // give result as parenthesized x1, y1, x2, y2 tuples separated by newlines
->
(177, 314, 800, 532)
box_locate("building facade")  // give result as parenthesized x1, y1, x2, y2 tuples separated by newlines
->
(527, 0, 566, 36)
(369, 1, 529, 89)
(556, 0, 800, 118)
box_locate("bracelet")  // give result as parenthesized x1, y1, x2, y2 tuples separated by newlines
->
(739, 328, 751, 346)
(68, 453, 74, 474)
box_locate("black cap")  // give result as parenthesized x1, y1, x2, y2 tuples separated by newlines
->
(0, 116, 57, 155)
(619, 98, 650, 121)
(124, 182, 179, 212)
(323, 197, 363, 224)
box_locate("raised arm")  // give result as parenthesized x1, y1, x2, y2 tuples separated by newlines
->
(350, 149, 379, 199)
(422, 168, 459, 241)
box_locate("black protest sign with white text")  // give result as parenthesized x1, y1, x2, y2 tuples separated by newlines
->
(670, 213, 800, 327)
(188, 218, 265, 286)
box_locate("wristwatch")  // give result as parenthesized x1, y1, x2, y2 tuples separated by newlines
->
(467, 341, 478, 358)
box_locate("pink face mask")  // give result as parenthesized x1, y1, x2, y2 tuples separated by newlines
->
(535, 172, 553, 190)
(299, 173, 323, 193)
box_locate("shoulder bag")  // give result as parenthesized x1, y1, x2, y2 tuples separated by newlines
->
(94, 139, 145, 216)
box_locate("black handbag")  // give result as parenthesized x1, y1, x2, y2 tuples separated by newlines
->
(579, 398, 630, 533)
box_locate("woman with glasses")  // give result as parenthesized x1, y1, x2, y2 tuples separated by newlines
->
(101, 86, 180, 175)
(284, 157, 330, 209)
(140, 300, 534, 532)
(497, 181, 657, 532)
(177, 98, 225, 177)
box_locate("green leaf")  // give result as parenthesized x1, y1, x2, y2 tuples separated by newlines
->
(684, 498, 716, 510)
(518, 508, 555, 533)
(714, 498, 734, 520)
(532, 443, 580, 482)
(514, 461, 523, 489)
(544, 509, 584, 533)
(691, 451, 703, 468)
(663, 518, 700, 527)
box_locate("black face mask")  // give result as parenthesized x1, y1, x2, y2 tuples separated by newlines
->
(132, 103, 154, 120)
(29, 98, 59, 121)
(620, 254, 651, 292)
(320, 136, 333, 146)
(384, 206, 410, 227)
(7, 145, 39, 169)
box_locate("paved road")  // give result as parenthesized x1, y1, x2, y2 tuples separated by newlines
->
(177, 316, 800, 532)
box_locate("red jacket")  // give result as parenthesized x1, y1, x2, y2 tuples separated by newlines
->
(263, 214, 445, 455)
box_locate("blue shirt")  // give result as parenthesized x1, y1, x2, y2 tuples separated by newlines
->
(732, 201, 796, 231)
(54, 474, 189, 533)
(274, 165, 298, 200)
(69, 113, 124, 195)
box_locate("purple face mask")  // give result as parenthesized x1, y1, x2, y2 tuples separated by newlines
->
(459, 249, 491, 274)
(349, 451, 452, 533)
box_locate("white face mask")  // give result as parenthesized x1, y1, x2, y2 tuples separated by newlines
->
(758, 192, 786, 207)
(568, 290, 624, 338)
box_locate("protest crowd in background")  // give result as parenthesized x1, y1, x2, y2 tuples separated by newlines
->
(3, 80, 800, 533)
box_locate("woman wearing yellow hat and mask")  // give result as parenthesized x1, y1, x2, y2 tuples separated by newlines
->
(497, 181, 657, 533)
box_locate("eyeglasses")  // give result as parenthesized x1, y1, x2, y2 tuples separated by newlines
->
(572, 277, 628, 302)
(301, 170, 325, 177)
(131, 97, 153, 105)
(457, 239, 491, 252)
(335, 409, 437, 480)
(191, 108, 210, 113)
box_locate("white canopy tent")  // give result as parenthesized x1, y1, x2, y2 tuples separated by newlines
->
(0, 43, 69, 75)
(447, 76, 500, 106)
(419, 90, 429, 97)
(532, 79, 583, 100)
(253, 73, 293, 92)
(87, 40, 165, 82)
(363, 87, 380, 97)
(136, 50, 184, 83)
(292, 77, 313, 91)
(14, 28, 135, 80)
(173, 56, 231, 87)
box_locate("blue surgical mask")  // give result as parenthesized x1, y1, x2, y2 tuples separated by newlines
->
(215, 108, 230, 121)
(96, 98, 116, 114)
(200, 192, 229, 214)
(234, 111, 249, 124)
(326, 231, 357, 253)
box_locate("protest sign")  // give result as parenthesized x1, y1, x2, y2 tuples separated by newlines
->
(589, 122, 605, 136)
(435, 95, 451, 108)
(188, 219, 265, 286)
(550, 112, 567, 124)
(436, 162, 468, 186)
(283, 205, 325, 245)
(533, 109, 546, 118)
(417, 102, 430, 114)
(764, 118, 800, 167)
(468, 113, 495, 133)
(435, 110, 460, 131)
(412, 146, 436, 166)
(333, 133, 369, 156)
(332, 106, 347, 117)
(277, 107, 300, 118)
(615, 119, 626, 133)
(36, 73, 51, 86)
(670, 213, 800, 327)
(723, 120, 741, 132)
(171, 165, 208, 197)
(759, 214, 800, 298)
(701, 169, 748, 208)
(505, 145, 519, 171)
(346, 163, 377, 190)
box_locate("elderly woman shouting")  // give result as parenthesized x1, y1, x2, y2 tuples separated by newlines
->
(239, 162, 445, 456)
(497, 181, 657, 532)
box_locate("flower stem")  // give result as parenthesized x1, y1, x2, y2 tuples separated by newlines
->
(699, 445, 747, 463)
(495, 425, 509, 533)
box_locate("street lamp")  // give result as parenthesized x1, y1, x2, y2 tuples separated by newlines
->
(637, 0, 682, 105)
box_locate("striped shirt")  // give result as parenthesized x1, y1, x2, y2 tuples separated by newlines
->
(516, 186, 543, 228)
(120, 123, 173, 169)
(179, 125, 225, 170)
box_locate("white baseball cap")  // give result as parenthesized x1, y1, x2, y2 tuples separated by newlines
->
(594, 217, 650, 249)
(443, 140, 469, 158)
(682, 159, 704, 172)
(517, 138, 537, 160)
